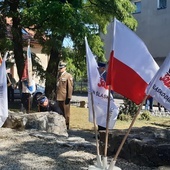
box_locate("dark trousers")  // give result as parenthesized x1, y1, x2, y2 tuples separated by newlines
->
(98, 125, 106, 131)
(8, 86, 14, 102)
(158, 103, 167, 112)
(145, 97, 153, 111)
(21, 93, 31, 112)
(58, 100, 70, 129)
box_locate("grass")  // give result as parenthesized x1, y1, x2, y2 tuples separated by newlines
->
(9, 101, 170, 130)
(70, 106, 170, 130)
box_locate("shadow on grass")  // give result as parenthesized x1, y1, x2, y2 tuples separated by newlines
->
(151, 121, 170, 128)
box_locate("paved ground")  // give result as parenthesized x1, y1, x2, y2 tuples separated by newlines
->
(71, 94, 124, 107)
(71, 94, 165, 113)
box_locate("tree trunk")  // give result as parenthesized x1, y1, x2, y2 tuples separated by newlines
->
(45, 47, 61, 99)
(9, 0, 24, 80)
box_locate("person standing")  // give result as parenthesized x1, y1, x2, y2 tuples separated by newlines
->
(97, 61, 108, 131)
(56, 61, 73, 130)
(145, 96, 153, 112)
(21, 75, 36, 113)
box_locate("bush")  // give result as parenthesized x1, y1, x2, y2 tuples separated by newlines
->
(139, 111, 151, 121)
(119, 98, 139, 118)
(118, 113, 131, 121)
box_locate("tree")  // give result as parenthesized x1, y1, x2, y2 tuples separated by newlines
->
(0, 0, 137, 98)
(21, 0, 137, 97)
(0, 0, 45, 80)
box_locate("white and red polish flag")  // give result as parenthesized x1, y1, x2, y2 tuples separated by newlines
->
(21, 44, 32, 84)
(85, 37, 118, 129)
(21, 44, 34, 94)
(146, 53, 170, 111)
(0, 55, 2, 66)
(106, 18, 159, 104)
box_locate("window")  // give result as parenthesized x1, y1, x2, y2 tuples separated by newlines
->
(157, 0, 167, 9)
(133, 1, 141, 13)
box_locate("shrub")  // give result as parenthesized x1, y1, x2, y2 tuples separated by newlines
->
(119, 98, 139, 118)
(139, 111, 151, 121)
(118, 113, 131, 121)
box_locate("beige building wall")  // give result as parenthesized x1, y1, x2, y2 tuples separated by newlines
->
(13, 45, 48, 86)
(5, 17, 49, 86)
(102, 0, 170, 66)
(132, 0, 170, 65)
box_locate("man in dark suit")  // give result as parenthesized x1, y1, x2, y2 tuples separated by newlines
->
(56, 61, 73, 130)
(37, 95, 63, 114)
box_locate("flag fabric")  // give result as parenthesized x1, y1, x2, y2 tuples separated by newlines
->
(21, 59, 28, 81)
(106, 18, 159, 104)
(21, 44, 34, 94)
(0, 53, 8, 127)
(27, 44, 33, 86)
(85, 37, 118, 129)
(0, 56, 2, 66)
(146, 53, 170, 111)
(22, 45, 32, 84)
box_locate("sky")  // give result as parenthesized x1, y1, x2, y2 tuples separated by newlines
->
(63, 37, 73, 48)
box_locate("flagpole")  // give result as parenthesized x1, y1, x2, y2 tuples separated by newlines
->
(108, 95, 148, 170)
(101, 85, 111, 168)
(90, 92, 103, 168)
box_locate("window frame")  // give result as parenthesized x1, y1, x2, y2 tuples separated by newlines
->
(157, 0, 167, 9)
(133, 1, 141, 14)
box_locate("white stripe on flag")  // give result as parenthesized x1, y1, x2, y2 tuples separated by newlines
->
(27, 45, 32, 86)
(146, 53, 170, 111)
(85, 37, 118, 129)
(106, 18, 159, 104)
(0, 53, 8, 127)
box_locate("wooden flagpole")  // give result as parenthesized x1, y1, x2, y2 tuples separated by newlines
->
(108, 95, 148, 170)
(90, 92, 102, 168)
(102, 86, 111, 168)
(104, 86, 111, 156)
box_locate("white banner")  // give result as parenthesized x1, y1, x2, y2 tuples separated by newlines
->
(85, 37, 118, 129)
(146, 53, 170, 111)
(0, 53, 8, 127)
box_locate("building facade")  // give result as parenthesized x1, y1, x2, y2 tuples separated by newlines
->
(132, 0, 170, 66)
(6, 17, 48, 86)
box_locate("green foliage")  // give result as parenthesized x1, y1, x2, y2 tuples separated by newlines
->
(118, 113, 131, 121)
(119, 98, 139, 118)
(0, 0, 138, 92)
(139, 111, 151, 121)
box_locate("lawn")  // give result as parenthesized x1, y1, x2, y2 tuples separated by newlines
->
(70, 106, 170, 130)
(8, 102, 170, 131)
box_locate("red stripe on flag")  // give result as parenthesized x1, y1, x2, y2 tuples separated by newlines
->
(0, 57, 2, 65)
(21, 59, 28, 80)
(106, 50, 147, 104)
